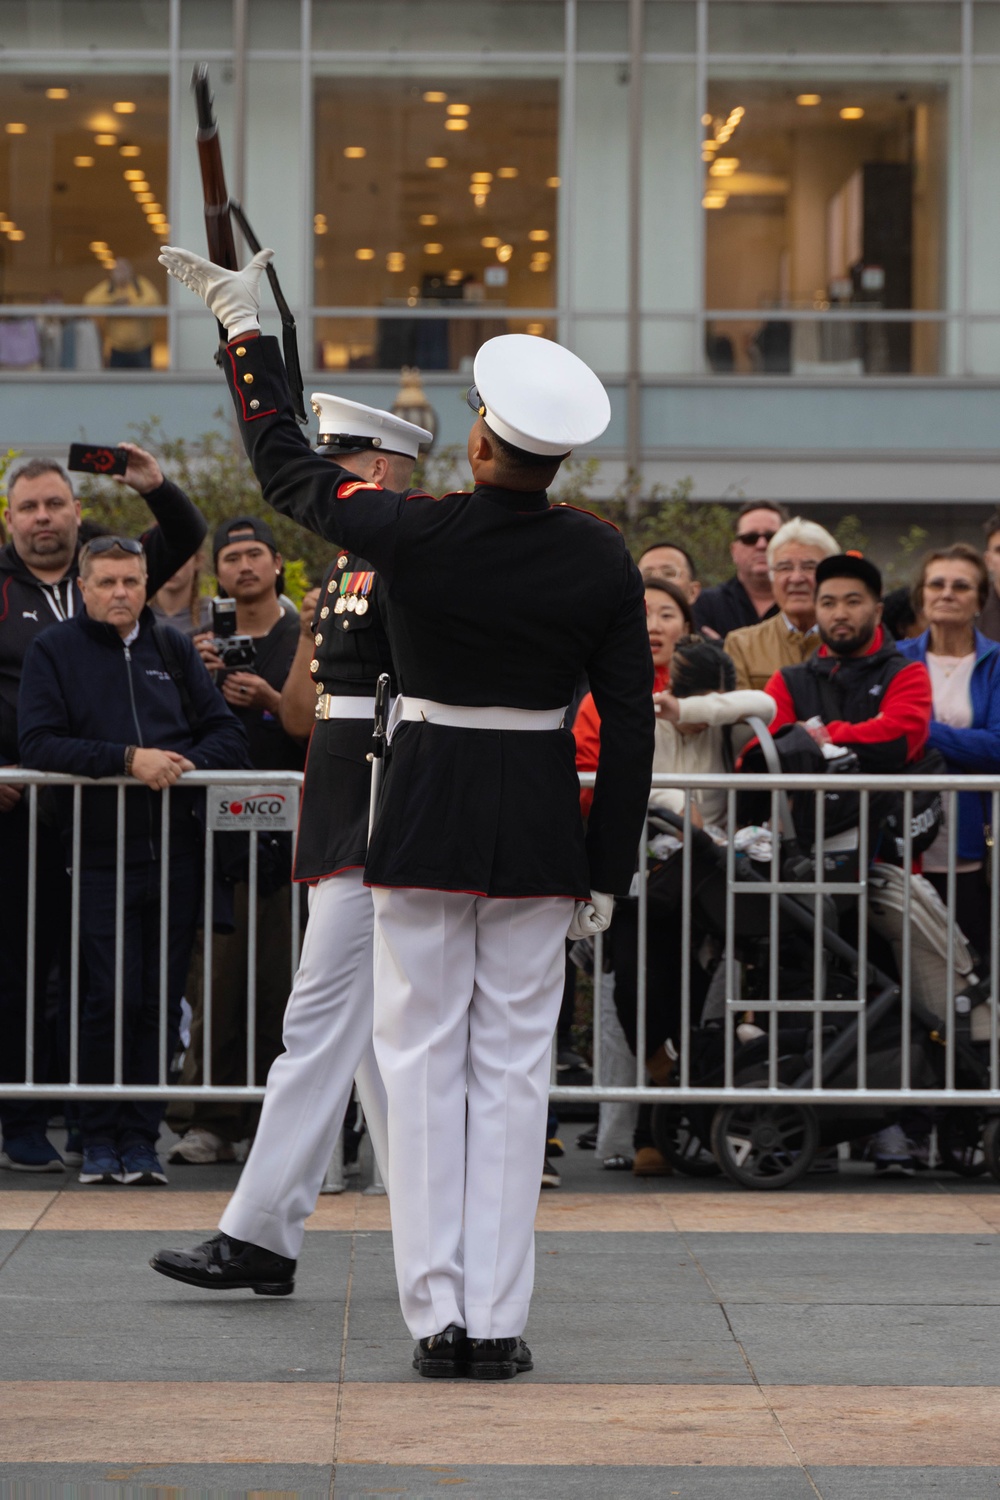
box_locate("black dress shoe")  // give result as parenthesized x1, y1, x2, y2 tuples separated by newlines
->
(413, 1322, 468, 1379)
(466, 1336, 533, 1380)
(149, 1232, 295, 1296)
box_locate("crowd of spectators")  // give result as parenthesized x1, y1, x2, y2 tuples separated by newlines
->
(3, 445, 1000, 1189)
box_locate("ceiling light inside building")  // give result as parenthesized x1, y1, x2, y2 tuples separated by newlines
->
(113, 101, 136, 113)
(797, 93, 822, 106)
(447, 103, 471, 117)
(496, 243, 513, 263)
(7, 229, 26, 240)
(446, 269, 463, 284)
(129, 180, 150, 193)
(471, 172, 493, 183)
(497, 166, 518, 179)
(74, 155, 94, 167)
(95, 133, 117, 145)
(840, 106, 865, 120)
(124, 169, 145, 182)
(701, 113, 713, 126)
(468, 181, 490, 195)
(343, 146, 366, 158)
(473, 193, 487, 206)
(702, 191, 729, 209)
(424, 242, 443, 254)
(89, 240, 108, 251)
(481, 236, 501, 248)
(136, 191, 155, 203)
(387, 252, 406, 271)
(528, 229, 550, 242)
(445, 119, 467, 132)
(426, 157, 447, 169)
(120, 144, 141, 157)
(46, 87, 69, 100)
(419, 214, 438, 225)
(546, 176, 561, 188)
(423, 91, 447, 103)
(144, 203, 162, 214)
(355, 247, 376, 261)
(5, 123, 27, 135)
(710, 157, 739, 177)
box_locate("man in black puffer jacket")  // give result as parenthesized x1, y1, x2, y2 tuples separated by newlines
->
(0, 446, 207, 1175)
(19, 537, 248, 1188)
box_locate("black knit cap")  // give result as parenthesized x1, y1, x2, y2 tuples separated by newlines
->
(213, 515, 278, 562)
(815, 551, 882, 600)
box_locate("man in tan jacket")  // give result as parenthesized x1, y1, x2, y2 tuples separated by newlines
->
(724, 518, 839, 691)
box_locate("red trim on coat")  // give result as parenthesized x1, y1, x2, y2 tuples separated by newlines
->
(225, 340, 276, 421)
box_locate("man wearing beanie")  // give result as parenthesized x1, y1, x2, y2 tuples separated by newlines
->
(764, 552, 932, 770)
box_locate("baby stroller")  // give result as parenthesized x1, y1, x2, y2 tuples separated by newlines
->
(645, 720, 997, 1189)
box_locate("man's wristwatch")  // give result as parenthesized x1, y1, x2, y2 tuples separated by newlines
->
(124, 744, 137, 776)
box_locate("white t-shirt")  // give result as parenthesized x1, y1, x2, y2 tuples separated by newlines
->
(923, 651, 976, 873)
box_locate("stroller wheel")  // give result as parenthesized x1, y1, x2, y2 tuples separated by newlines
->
(938, 1111, 988, 1178)
(982, 1118, 1000, 1185)
(710, 1101, 819, 1190)
(650, 1105, 721, 1178)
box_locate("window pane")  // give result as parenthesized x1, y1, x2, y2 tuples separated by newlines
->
(704, 316, 944, 376)
(0, 72, 169, 368)
(578, 2, 627, 52)
(703, 77, 950, 375)
(0, 1, 169, 47)
(645, 1, 697, 54)
(180, 0, 232, 50)
(314, 313, 557, 374)
(974, 1, 1000, 53)
(708, 4, 961, 56)
(249, 0, 302, 50)
(313, 1, 564, 53)
(313, 73, 559, 349)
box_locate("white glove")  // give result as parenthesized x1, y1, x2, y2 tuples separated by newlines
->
(158, 244, 273, 339)
(568, 890, 614, 940)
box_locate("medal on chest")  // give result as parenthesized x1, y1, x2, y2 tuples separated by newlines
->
(335, 569, 374, 616)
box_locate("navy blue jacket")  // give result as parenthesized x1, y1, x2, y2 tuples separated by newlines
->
(897, 628, 1000, 860)
(19, 608, 249, 865)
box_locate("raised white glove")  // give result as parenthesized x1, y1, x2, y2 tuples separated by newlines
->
(568, 890, 614, 940)
(158, 244, 273, 339)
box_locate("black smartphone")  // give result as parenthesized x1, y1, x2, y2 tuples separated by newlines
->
(67, 443, 128, 477)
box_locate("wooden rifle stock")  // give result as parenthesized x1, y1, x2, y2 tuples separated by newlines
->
(191, 64, 306, 420)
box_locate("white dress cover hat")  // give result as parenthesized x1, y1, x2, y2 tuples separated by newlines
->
(470, 333, 611, 458)
(310, 392, 433, 460)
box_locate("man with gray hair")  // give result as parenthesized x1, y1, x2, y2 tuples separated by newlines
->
(18, 536, 247, 1187)
(724, 517, 840, 691)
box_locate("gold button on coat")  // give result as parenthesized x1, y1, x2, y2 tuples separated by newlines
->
(310, 657, 319, 671)
(235, 346, 247, 356)
(243, 373, 254, 384)
(320, 606, 329, 619)
(249, 399, 259, 410)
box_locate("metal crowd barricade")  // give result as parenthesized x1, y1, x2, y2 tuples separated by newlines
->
(4, 763, 1000, 1115)
(555, 765, 1000, 1109)
(0, 767, 303, 1104)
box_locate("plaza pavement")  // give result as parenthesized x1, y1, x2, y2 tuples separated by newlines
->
(2, 1129, 1000, 1498)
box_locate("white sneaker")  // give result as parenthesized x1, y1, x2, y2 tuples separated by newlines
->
(166, 1128, 236, 1165)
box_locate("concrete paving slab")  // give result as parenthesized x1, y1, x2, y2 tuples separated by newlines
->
(0, 1463, 332, 1495)
(0, 1231, 351, 1382)
(686, 1232, 1000, 1304)
(334, 1463, 819, 1498)
(813, 1468, 1000, 1499)
(728, 1303, 1000, 1386)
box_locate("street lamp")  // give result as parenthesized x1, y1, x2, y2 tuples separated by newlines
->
(392, 366, 437, 453)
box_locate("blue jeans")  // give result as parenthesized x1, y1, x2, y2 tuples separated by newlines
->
(78, 854, 200, 1149)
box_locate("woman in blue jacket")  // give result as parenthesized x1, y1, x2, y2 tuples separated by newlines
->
(897, 543, 1000, 960)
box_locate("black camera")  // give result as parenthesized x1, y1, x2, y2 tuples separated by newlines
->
(211, 597, 256, 671)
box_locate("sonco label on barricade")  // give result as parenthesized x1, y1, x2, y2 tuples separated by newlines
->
(207, 788, 298, 832)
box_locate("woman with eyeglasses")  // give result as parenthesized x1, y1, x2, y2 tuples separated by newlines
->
(896, 543, 1000, 959)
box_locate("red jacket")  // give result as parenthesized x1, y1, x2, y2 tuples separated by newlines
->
(764, 626, 931, 769)
(575, 664, 668, 815)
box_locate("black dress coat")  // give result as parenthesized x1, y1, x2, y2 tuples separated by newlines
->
(223, 334, 654, 899)
(293, 552, 396, 883)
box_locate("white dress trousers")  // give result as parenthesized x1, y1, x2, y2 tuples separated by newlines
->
(372, 886, 572, 1340)
(219, 868, 388, 1260)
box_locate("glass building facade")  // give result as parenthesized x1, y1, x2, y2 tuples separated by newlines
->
(4, 0, 1000, 527)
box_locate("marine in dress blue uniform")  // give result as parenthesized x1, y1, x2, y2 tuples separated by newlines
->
(155, 245, 655, 1378)
(150, 394, 428, 1291)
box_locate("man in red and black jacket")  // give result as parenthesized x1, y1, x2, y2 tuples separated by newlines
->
(764, 553, 931, 770)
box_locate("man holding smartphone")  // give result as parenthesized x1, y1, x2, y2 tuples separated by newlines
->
(0, 443, 208, 1174)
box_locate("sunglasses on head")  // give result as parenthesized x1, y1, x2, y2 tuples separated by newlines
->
(735, 529, 777, 547)
(81, 535, 144, 558)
